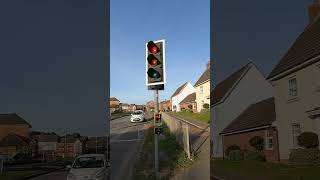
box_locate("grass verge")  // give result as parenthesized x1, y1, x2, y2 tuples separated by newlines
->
(111, 112, 131, 120)
(169, 111, 210, 124)
(133, 123, 192, 180)
(212, 159, 320, 180)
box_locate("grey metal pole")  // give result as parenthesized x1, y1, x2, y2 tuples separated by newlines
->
(154, 89, 159, 178)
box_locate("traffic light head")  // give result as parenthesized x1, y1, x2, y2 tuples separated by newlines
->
(146, 40, 166, 86)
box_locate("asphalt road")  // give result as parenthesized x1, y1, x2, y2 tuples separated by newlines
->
(28, 169, 69, 180)
(110, 115, 149, 180)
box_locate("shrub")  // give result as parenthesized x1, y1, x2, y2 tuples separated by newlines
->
(249, 136, 264, 151)
(298, 132, 319, 149)
(228, 150, 244, 161)
(203, 103, 209, 109)
(289, 148, 320, 166)
(244, 151, 266, 162)
(225, 144, 240, 156)
(186, 109, 193, 113)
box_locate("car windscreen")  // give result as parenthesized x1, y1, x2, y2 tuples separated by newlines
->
(72, 156, 104, 169)
(133, 111, 142, 115)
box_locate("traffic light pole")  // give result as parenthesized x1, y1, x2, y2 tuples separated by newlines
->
(154, 89, 159, 179)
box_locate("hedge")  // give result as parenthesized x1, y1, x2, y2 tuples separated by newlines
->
(289, 148, 320, 166)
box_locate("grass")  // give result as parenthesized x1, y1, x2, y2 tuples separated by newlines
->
(212, 159, 320, 180)
(133, 123, 192, 180)
(169, 110, 210, 124)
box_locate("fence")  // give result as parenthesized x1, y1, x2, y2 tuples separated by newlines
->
(162, 113, 191, 159)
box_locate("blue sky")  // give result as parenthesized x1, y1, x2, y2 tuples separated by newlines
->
(110, 0, 210, 105)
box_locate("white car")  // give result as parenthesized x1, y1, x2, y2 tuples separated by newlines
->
(130, 110, 145, 122)
(67, 154, 110, 180)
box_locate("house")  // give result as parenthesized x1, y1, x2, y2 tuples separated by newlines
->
(221, 97, 279, 162)
(160, 100, 171, 112)
(85, 136, 109, 154)
(56, 136, 83, 158)
(266, 1, 320, 161)
(0, 113, 32, 140)
(146, 101, 155, 112)
(120, 103, 130, 112)
(211, 62, 274, 158)
(128, 104, 136, 112)
(171, 82, 196, 112)
(0, 133, 34, 157)
(194, 61, 211, 112)
(33, 134, 59, 161)
(110, 97, 120, 113)
(135, 105, 145, 112)
(179, 93, 197, 113)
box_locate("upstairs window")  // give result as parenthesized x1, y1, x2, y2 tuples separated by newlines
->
(288, 78, 298, 97)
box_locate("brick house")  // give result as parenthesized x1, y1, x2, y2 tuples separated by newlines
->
(211, 63, 274, 158)
(194, 61, 210, 112)
(0, 113, 31, 140)
(33, 134, 59, 161)
(120, 103, 130, 112)
(179, 93, 197, 113)
(110, 97, 120, 113)
(266, 1, 320, 161)
(171, 82, 196, 112)
(146, 101, 155, 112)
(56, 137, 83, 158)
(160, 100, 171, 112)
(221, 98, 279, 162)
(0, 133, 35, 158)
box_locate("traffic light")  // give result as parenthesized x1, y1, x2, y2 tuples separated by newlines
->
(146, 40, 166, 86)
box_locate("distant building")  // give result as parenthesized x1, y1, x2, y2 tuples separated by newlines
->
(56, 136, 83, 158)
(160, 100, 171, 112)
(171, 82, 196, 112)
(146, 101, 155, 112)
(33, 134, 59, 161)
(179, 93, 197, 113)
(120, 103, 130, 112)
(194, 61, 210, 112)
(0, 113, 31, 140)
(110, 97, 120, 113)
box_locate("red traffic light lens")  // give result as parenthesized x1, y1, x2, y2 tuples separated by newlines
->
(147, 41, 159, 54)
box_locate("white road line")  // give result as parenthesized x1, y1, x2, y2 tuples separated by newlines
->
(111, 139, 144, 143)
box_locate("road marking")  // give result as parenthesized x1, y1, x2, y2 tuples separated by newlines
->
(111, 139, 144, 143)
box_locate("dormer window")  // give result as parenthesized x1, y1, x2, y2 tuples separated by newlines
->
(288, 78, 298, 97)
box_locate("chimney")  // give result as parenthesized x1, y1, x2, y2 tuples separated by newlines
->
(309, 0, 320, 22)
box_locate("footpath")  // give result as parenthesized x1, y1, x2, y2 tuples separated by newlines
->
(162, 113, 210, 180)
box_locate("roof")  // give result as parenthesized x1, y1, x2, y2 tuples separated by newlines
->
(179, 93, 196, 104)
(0, 134, 30, 147)
(110, 97, 119, 102)
(110, 104, 119, 108)
(59, 136, 80, 143)
(0, 113, 31, 128)
(268, 15, 320, 79)
(121, 103, 129, 106)
(221, 97, 275, 135)
(211, 64, 250, 105)
(34, 135, 58, 142)
(171, 82, 188, 98)
(195, 67, 210, 87)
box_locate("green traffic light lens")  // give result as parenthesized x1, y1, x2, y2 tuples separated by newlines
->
(147, 68, 161, 79)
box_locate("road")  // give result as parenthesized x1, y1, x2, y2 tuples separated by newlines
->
(110, 115, 150, 180)
(28, 169, 69, 180)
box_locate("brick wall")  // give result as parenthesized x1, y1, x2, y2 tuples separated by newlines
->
(179, 102, 197, 113)
(223, 128, 279, 162)
(0, 125, 30, 140)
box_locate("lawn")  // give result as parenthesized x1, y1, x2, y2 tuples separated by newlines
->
(169, 110, 210, 124)
(133, 123, 192, 180)
(212, 159, 320, 180)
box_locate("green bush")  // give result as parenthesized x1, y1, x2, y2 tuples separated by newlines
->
(298, 132, 319, 149)
(249, 136, 264, 151)
(228, 150, 244, 161)
(289, 148, 320, 166)
(203, 103, 209, 109)
(225, 144, 240, 156)
(244, 151, 266, 162)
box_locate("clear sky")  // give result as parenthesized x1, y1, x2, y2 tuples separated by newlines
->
(110, 0, 210, 105)
(213, 0, 312, 83)
(0, 1, 108, 136)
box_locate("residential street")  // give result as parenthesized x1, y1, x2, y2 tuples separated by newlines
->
(110, 115, 150, 180)
(28, 169, 69, 180)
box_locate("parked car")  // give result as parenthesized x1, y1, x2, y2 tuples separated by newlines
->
(67, 154, 110, 180)
(130, 110, 145, 122)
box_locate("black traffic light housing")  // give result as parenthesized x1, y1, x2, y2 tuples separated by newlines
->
(146, 40, 166, 87)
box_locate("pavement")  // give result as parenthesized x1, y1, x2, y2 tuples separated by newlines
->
(110, 115, 150, 180)
(163, 113, 210, 180)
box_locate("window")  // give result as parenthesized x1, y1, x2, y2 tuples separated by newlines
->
(201, 100, 204, 108)
(265, 130, 273, 150)
(288, 78, 298, 97)
(292, 124, 301, 148)
(200, 85, 204, 94)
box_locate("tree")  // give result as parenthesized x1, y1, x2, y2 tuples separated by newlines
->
(203, 103, 209, 109)
(298, 132, 319, 149)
